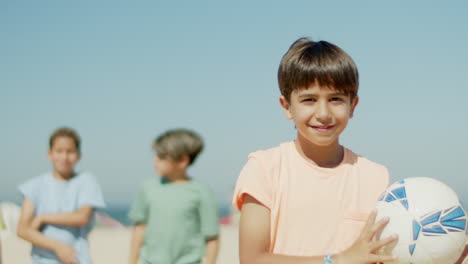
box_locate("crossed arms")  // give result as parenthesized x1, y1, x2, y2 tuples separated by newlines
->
(17, 198, 94, 264)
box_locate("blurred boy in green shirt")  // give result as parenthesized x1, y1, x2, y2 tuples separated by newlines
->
(128, 129, 219, 264)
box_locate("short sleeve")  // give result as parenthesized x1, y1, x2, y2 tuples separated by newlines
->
(375, 166, 390, 196)
(18, 177, 41, 205)
(78, 173, 106, 209)
(128, 185, 149, 224)
(232, 155, 273, 211)
(198, 185, 219, 238)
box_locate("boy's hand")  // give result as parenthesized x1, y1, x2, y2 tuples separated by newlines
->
(54, 242, 78, 264)
(31, 215, 43, 230)
(337, 210, 398, 264)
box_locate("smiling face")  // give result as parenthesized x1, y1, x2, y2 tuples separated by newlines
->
(48, 136, 80, 179)
(280, 82, 359, 148)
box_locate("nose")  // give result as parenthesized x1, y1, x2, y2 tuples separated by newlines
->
(315, 101, 331, 122)
(59, 152, 68, 159)
(62, 151, 74, 160)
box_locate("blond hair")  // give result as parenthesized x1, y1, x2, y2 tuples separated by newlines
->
(152, 129, 204, 165)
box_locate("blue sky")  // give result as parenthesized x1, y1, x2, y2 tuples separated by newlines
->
(1, 1, 467, 208)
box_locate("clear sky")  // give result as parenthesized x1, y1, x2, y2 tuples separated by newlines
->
(1, 1, 467, 209)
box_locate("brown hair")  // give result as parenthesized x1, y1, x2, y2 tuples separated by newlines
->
(152, 129, 204, 166)
(49, 127, 81, 152)
(278, 37, 359, 102)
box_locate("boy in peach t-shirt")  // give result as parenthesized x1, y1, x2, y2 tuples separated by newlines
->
(233, 38, 398, 264)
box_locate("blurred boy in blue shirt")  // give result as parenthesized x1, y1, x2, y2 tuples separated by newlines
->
(17, 127, 105, 264)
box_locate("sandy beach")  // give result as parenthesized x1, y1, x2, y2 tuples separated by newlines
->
(1, 224, 466, 264)
(1, 224, 239, 264)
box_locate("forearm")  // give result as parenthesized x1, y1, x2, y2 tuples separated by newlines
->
(129, 224, 145, 264)
(17, 225, 63, 252)
(454, 244, 468, 264)
(204, 237, 219, 264)
(128, 241, 141, 264)
(40, 206, 93, 227)
(239, 196, 337, 264)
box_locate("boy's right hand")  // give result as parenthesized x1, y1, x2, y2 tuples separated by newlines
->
(54, 242, 78, 264)
(337, 210, 398, 264)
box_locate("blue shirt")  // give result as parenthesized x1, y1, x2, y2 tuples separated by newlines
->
(19, 171, 106, 264)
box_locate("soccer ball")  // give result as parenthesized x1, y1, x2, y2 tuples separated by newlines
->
(375, 177, 467, 264)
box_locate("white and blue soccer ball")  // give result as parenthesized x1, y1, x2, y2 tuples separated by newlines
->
(375, 177, 467, 264)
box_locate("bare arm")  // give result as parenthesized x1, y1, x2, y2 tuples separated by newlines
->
(204, 236, 219, 264)
(17, 198, 77, 264)
(128, 223, 146, 264)
(239, 194, 398, 264)
(240, 194, 322, 264)
(33, 206, 94, 228)
(454, 244, 467, 264)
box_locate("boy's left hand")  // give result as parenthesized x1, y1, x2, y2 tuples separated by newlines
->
(31, 215, 43, 230)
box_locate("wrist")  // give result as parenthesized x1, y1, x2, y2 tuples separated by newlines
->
(52, 240, 65, 253)
(332, 252, 343, 264)
(324, 253, 334, 264)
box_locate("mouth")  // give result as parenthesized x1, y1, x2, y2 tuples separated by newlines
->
(310, 125, 334, 132)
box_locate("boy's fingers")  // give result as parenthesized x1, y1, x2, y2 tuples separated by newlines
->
(370, 234, 398, 252)
(361, 210, 377, 240)
(368, 216, 390, 242)
(374, 218, 384, 242)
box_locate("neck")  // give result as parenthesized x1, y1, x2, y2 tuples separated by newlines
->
(165, 171, 190, 183)
(52, 170, 74, 181)
(295, 135, 344, 168)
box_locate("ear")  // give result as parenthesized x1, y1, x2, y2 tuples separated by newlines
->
(279, 96, 293, 120)
(349, 96, 359, 118)
(178, 155, 190, 169)
(47, 150, 52, 161)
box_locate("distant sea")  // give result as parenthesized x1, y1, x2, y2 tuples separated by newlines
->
(103, 203, 232, 226)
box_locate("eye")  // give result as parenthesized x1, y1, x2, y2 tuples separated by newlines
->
(301, 98, 316, 103)
(330, 97, 345, 102)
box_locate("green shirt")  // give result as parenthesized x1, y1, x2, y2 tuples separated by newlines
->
(129, 177, 219, 264)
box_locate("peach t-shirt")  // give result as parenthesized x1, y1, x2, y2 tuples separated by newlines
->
(233, 141, 389, 256)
